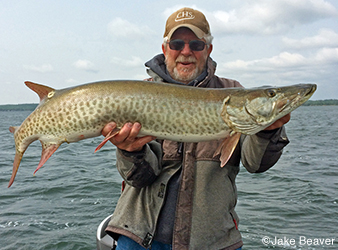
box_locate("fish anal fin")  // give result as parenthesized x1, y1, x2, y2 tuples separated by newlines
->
(8, 151, 24, 188)
(214, 132, 241, 167)
(95, 126, 120, 152)
(9, 126, 18, 134)
(33, 142, 60, 175)
(25, 81, 55, 102)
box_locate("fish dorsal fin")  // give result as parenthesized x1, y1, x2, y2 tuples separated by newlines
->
(25, 81, 55, 102)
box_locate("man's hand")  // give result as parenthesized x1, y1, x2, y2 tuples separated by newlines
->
(101, 122, 156, 152)
(264, 113, 291, 131)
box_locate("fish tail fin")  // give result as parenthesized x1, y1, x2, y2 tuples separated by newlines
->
(25, 81, 55, 102)
(9, 125, 30, 187)
(33, 142, 60, 175)
(214, 132, 241, 167)
(8, 152, 24, 188)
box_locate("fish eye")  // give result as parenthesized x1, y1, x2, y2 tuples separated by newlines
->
(267, 89, 276, 97)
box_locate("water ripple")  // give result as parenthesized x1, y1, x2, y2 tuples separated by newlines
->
(1, 106, 338, 249)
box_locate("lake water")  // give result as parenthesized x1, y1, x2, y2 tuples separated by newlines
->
(0, 106, 337, 249)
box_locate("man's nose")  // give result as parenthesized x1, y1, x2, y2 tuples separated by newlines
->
(180, 43, 192, 56)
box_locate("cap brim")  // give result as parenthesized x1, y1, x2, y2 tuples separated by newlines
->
(167, 24, 206, 39)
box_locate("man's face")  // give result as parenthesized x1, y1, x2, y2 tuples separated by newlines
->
(162, 28, 213, 84)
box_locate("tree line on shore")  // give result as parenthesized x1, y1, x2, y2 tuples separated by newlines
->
(0, 99, 337, 111)
(302, 99, 338, 106)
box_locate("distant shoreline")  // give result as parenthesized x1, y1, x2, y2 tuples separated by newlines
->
(302, 99, 338, 106)
(0, 103, 38, 111)
(0, 99, 337, 111)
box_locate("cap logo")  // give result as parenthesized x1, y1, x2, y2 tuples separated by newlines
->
(175, 11, 195, 22)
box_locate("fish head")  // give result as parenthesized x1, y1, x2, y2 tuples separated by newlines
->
(222, 84, 317, 134)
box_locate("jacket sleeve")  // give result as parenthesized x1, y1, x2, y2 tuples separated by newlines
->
(115, 140, 163, 188)
(240, 126, 289, 173)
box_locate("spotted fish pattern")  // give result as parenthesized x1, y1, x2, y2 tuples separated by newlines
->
(8, 80, 316, 187)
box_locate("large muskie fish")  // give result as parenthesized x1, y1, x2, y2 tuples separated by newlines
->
(8, 80, 316, 187)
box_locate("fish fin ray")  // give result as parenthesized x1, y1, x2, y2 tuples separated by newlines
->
(25, 81, 55, 102)
(9, 126, 18, 134)
(214, 132, 241, 167)
(33, 143, 60, 175)
(95, 127, 120, 152)
(8, 152, 24, 188)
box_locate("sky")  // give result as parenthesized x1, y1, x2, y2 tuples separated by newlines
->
(1, 0, 337, 104)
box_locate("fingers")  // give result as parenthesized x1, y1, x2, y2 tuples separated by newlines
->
(101, 122, 156, 152)
(264, 113, 291, 130)
(114, 122, 140, 144)
(101, 122, 117, 137)
(281, 113, 291, 124)
(125, 135, 156, 152)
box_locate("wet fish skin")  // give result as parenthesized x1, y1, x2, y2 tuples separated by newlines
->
(8, 80, 316, 187)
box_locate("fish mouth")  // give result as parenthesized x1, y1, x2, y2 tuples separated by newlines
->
(278, 84, 317, 114)
(306, 84, 317, 96)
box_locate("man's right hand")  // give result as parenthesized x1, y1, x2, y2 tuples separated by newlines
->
(101, 122, 156, 152)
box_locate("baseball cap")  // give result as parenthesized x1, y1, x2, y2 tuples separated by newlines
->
(163, 7, 211, 39)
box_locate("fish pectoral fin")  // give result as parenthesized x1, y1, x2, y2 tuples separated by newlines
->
(214, 132, 241, 167)
(34, 143, 61, 175)
(8, 151, 24, 188)
(94, 126, 120, 153)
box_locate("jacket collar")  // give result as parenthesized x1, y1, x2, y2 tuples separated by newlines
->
(145, 54, 217, 87)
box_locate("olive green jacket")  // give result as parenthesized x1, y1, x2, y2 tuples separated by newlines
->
(105, 56, 289, 249)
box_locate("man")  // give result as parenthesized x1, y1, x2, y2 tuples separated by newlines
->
(102, 7, 290, 250)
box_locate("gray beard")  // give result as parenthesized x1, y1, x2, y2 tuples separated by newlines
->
(165, 55, 199, 83)
(172, 67, 199, 83)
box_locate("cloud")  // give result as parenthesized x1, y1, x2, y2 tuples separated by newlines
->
(283, 29, 338, 49)
(207, 0, 338, 35)
(223, 48, 338, 72)
(66, 78, 79, 84)
(107, 17, 155, 39)
(314, 47, 338, 63)
(220, 46, 338, 84)
(110, 56, 144, 67)
(220, 53, 307, 82)
(23, 64, 53, 73)
(264, 52, 308, 69)
(163, 5, 198, 18)
(73, 59, 98, 73)
(218, 45, 338, 91)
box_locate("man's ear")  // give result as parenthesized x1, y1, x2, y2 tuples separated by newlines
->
(207, 44, 213, 55)
(162, 43, 166, 56)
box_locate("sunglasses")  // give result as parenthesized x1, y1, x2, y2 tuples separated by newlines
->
(168, 39, 206, 51)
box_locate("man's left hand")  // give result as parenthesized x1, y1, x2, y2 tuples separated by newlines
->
(264, 113, 291, 130)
